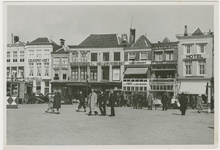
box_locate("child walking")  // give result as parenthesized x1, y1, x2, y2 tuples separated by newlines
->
(45, 96, 54, 113)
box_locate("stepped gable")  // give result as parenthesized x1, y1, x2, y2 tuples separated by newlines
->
(131, 35, 151, 47)
(79, 34, 120, 47)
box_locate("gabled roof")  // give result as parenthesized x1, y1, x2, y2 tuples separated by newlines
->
(192, 28, 203, 36)
(27, 37, 61, 52)
(79, 34, 120, 47)
(131, 35, 151, 48)
(53, 46, 70, 54)
(162, 37, 170, 43)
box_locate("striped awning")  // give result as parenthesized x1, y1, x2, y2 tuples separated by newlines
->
(124, 68, 148, 75)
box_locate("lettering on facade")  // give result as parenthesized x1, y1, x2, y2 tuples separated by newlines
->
(151, 61, 177, 65)
(185, 76, 205, 78)
(70, 62, 124, 66)
(123, 82, 147, 85)
(185, 54, 204, 59)
(28, 59, 49, 63)
(150, 82, 174, 85)
(152, 45, 178, 50)
(66, 82, 87, 86)
(125, 61, 151, 65)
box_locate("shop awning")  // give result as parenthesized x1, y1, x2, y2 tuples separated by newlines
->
(179, 81, 207, 94)
(124, 68, 148, 75)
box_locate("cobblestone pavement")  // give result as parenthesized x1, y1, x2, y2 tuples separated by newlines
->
(6, 104, 214, 145)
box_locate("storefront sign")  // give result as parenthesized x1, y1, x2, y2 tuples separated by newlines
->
(185, 54, 204, 59)
(123, 82, 147, 85)
(150, 82, 174, 85)
(70, 62, 124, 66)
(70, 62, 90, 66)
(152, 45, 178, 50)
(66, 82, 87, 86)
(28, 59, 49, 62)
(112, 68, 120, 81)
(125, 61, 151, 65)
(151, 61, 177, 65)
(90, 62, 97, 66)
(185, 76, 204, 78)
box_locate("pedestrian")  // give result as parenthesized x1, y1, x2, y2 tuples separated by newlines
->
(88, 89, 98, 116)
(133, 92, 138, 109)
(98, 90, 106, 116)
(161, 92, 168, 111)
(116, 92, 120, 107)
(191, 95, 196, 109)
(53, 89, 61, 114)
(211, 96, 214, 113)
(109, 89, 115, 117)
(120, 92, 124, 107)
(179, 93, 187, 115)
(45, 95, 54, 113)
(147, 91, 153, 110)
(76, 91, 86, 112)
(196, 94, 203, 113)
(138, 92, 143, 109)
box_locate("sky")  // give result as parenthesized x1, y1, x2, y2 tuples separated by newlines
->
(6, 3, 214, 45)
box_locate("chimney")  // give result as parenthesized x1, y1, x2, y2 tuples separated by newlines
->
(14, 36, 19, 43)
(11, 33, 13, 44)
(129, 28, 136, 45)
(60, 39, 65, 46)
(184, 25, 188, 36)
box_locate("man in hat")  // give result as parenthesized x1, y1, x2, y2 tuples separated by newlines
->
(147, 91, 153, 110)
(98, 89, 107, 116)
(179, 93, 187, 115)
(138, 92, 144, 109)
(109, 89, 116, 117)
(88, 89, 98, 116)
(161, 92, 168, 111)
(76, 91, 86, 112)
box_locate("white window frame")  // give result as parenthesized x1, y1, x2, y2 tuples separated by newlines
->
(72, 54, 78, 62)
(29, 63, 34, 76)
(20, 51, 25, 62)
(198, 61, 206, 75)
(184, 60, 192, 75)
(36, 63, 42, 76)
(155, 52, 162, 61)
(62, 70, 68, 80)
(165, 52, 173, 61)
(44, 49, 50, 57)
(53, 58, 60, 64)
(44, 62, 49, 76)
(37, 50, 42, 58)
(13, 51, 17, 62)
(7, 52, 10, 62)
(140, 52, 148, 61)
(197, 44, 206, 54)
(61, 58, 68, 65)
(29, 50, 34, 58)
(184, 44, 192, 54)
(128, 52, 136, 61)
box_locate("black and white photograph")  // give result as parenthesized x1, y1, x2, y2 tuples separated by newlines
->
(3, 1, 219, 149)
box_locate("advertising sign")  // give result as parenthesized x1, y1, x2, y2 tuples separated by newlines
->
(112, 68, 120, 81)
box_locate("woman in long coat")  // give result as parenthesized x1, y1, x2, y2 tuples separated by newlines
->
(196, 94, 203, 113)
(88, 89, 98, 116)
(179, 93, 187, 115)
(53, 90, 61, 114)
(147, 92, 153, 110)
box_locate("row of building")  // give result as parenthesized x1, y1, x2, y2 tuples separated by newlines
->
(6, 25, 214, 104)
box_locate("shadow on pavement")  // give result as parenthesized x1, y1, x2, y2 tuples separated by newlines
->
(172, 113, 181, 115)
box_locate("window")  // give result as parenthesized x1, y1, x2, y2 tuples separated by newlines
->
(44, 50, 50, 57)
(44, 62, 49, 76)
(198, 44, 206, 53)
(7, 52, 10, 62)
(166, 52, 173, 61)
(91, 53, 97, 61)
(128, 52, 136, 61)
(140, 52, 148, 60)
(18, 67, 24, 78)
(184, 45, 192, 54)
(90, 67, 97, 80)
(114, 52, 120, 61)
(198, 61, 206, 75)
(13, 52, 17, 62)
(54, 70, 59, 80)
(36, 85, 41, 93)
(135, 87, 138, 91)
(80, 67, 87, 80)
(29, 50, 34, 58)
(185, 60, 192, 75)
(62, 70, 67, 80)
(7, 67, 10, 78)
(103, 53, 109, 61)
(45, 82, 49, 87)
(131, 87, 134, 91)
(20, 51, 24, 62)
(37, 63, 41, 76)
(72, 67, 78, 80)
(155, 52, 162, 61)
(61, 58, 68, 65)
(29, 63, 34, 76)
(72, 53, 78, 62)
(53, 58, 60, 64)
(81, 53, 87, 62)
(144, 87, 147, 91)
(102, 67, 109, 80)
(37, 50, 42, 58)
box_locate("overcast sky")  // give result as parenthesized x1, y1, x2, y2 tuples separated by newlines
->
(7, 4, 214, 45)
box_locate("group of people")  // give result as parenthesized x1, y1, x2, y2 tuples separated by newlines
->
(76, 89, 116, 117)
(45, 89, 61, 114)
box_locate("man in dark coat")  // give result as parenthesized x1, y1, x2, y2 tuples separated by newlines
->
(161, 92, 168, 111)
(98, 90, 106, 116)
(179, 93, 187, 115)
(133, 92, 138, 109)
(138, 92, 144, 109)
(53, 89, 61, 114)
(76, 91, 86, 112)
(120, 92, 124, 107)
(109, 89, 115, 117)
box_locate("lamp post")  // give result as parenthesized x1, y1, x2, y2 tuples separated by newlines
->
(86, 74, 89, 99)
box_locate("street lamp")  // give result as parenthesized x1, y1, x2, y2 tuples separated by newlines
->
(86, 74, 89, 99)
